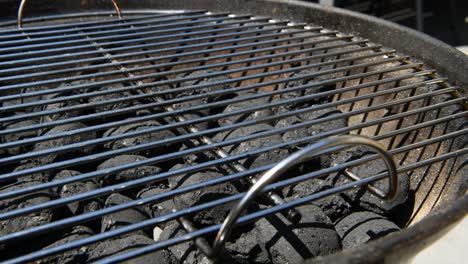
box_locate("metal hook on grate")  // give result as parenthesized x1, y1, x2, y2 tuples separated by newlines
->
(207, 135, 399, 259)
(17, 0, 123, 28)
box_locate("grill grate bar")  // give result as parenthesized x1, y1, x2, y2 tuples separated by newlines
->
(0, 23, 312, 79)
(0, 11, 216, 44)
(0, 25, 322, 76)
(0, 19, 305, 65)
(0, 73, 441, 165)
(1, 9, 466, 264)
(0, 30, 341, 98)
(0, 10, 204, 33)
(1, 94, 462, 197)
(0, 64, 428, 157)
(0, 107, 465, 226)
(2, 135, 466, 264)
(0, 65, 427, 137)
(0, 31, 345, 82)
(0, 13, 257, 53)
(94, 144, 468, 264)
(0, 47, 392, 106)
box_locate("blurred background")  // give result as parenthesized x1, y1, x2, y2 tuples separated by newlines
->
(311, 0, 468, 47)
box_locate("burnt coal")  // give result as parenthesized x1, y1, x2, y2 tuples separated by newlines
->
(218, 92, 274, 126)
(215, 124, 289, 169)
(101, 193, 149, 234)
(40, 94, 82, 123)
(54, 170, 101, 215)
(34, 123, 97, 164)
(14, 161, 50, 182)
(158, 222, 208, 264)
(3, 119, 38, 155)
(2, 86, 47, 113)
(103, 120, 181, 156)
(282, 179, 352, 222)
(224, 226, 270, 264)
(97, 155, 161, 186)
(137, 185, 175, 230)
(275, 108, 347, 167)
(335, 211, 400, 249)
(39, 226, 94, 264)
(88, 233, 178, 264)
(328, 153, 411, 220)
(277, 77, 335, 109)
(173, 70, 232, 101)
(255, 204, 341, 263)
(87, 83, 133, 113)
(171, 170, 237, 226)
(170, 70, 233, 129)
(0, 180, 53, 238)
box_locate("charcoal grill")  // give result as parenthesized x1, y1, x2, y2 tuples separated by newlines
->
(0, 0, 467, 263)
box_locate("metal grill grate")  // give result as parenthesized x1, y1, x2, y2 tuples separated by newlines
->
(0, 7, 466, 264)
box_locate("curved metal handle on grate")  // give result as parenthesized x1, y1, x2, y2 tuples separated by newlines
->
(17, 0, 123, 28)
(210, 135, 398, 259)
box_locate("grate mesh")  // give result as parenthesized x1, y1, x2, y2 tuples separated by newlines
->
(0, 10, 466, 263)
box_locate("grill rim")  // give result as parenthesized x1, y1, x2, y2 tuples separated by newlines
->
(0, 1, 466, 263)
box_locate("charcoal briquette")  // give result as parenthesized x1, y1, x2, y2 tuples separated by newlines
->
(87, 83, 134, 113)
(54, 170, 101, 215)
(218, 124, 288, 168)
(224, 226, 270, 264)
(39, 226, 94, 264)
(3, 119, 38, 155)
(34, 123, 97, 164)
(87, 233, 178, 264)
(218, 92, 273, 126)
(282, 179, 352, 222)
(97, 155, 161, 186)
(255, 204, 341, 263)
(329, 156, 410, 218)
(137, 186, 175, 229)
(103, 120, 181, 156)
(101, 193, 149, 234)
(0, 180, 53, 236)
(335, 211, 400, 249)
(14, 161, 50, 182)
(172, 170, 237, 226)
